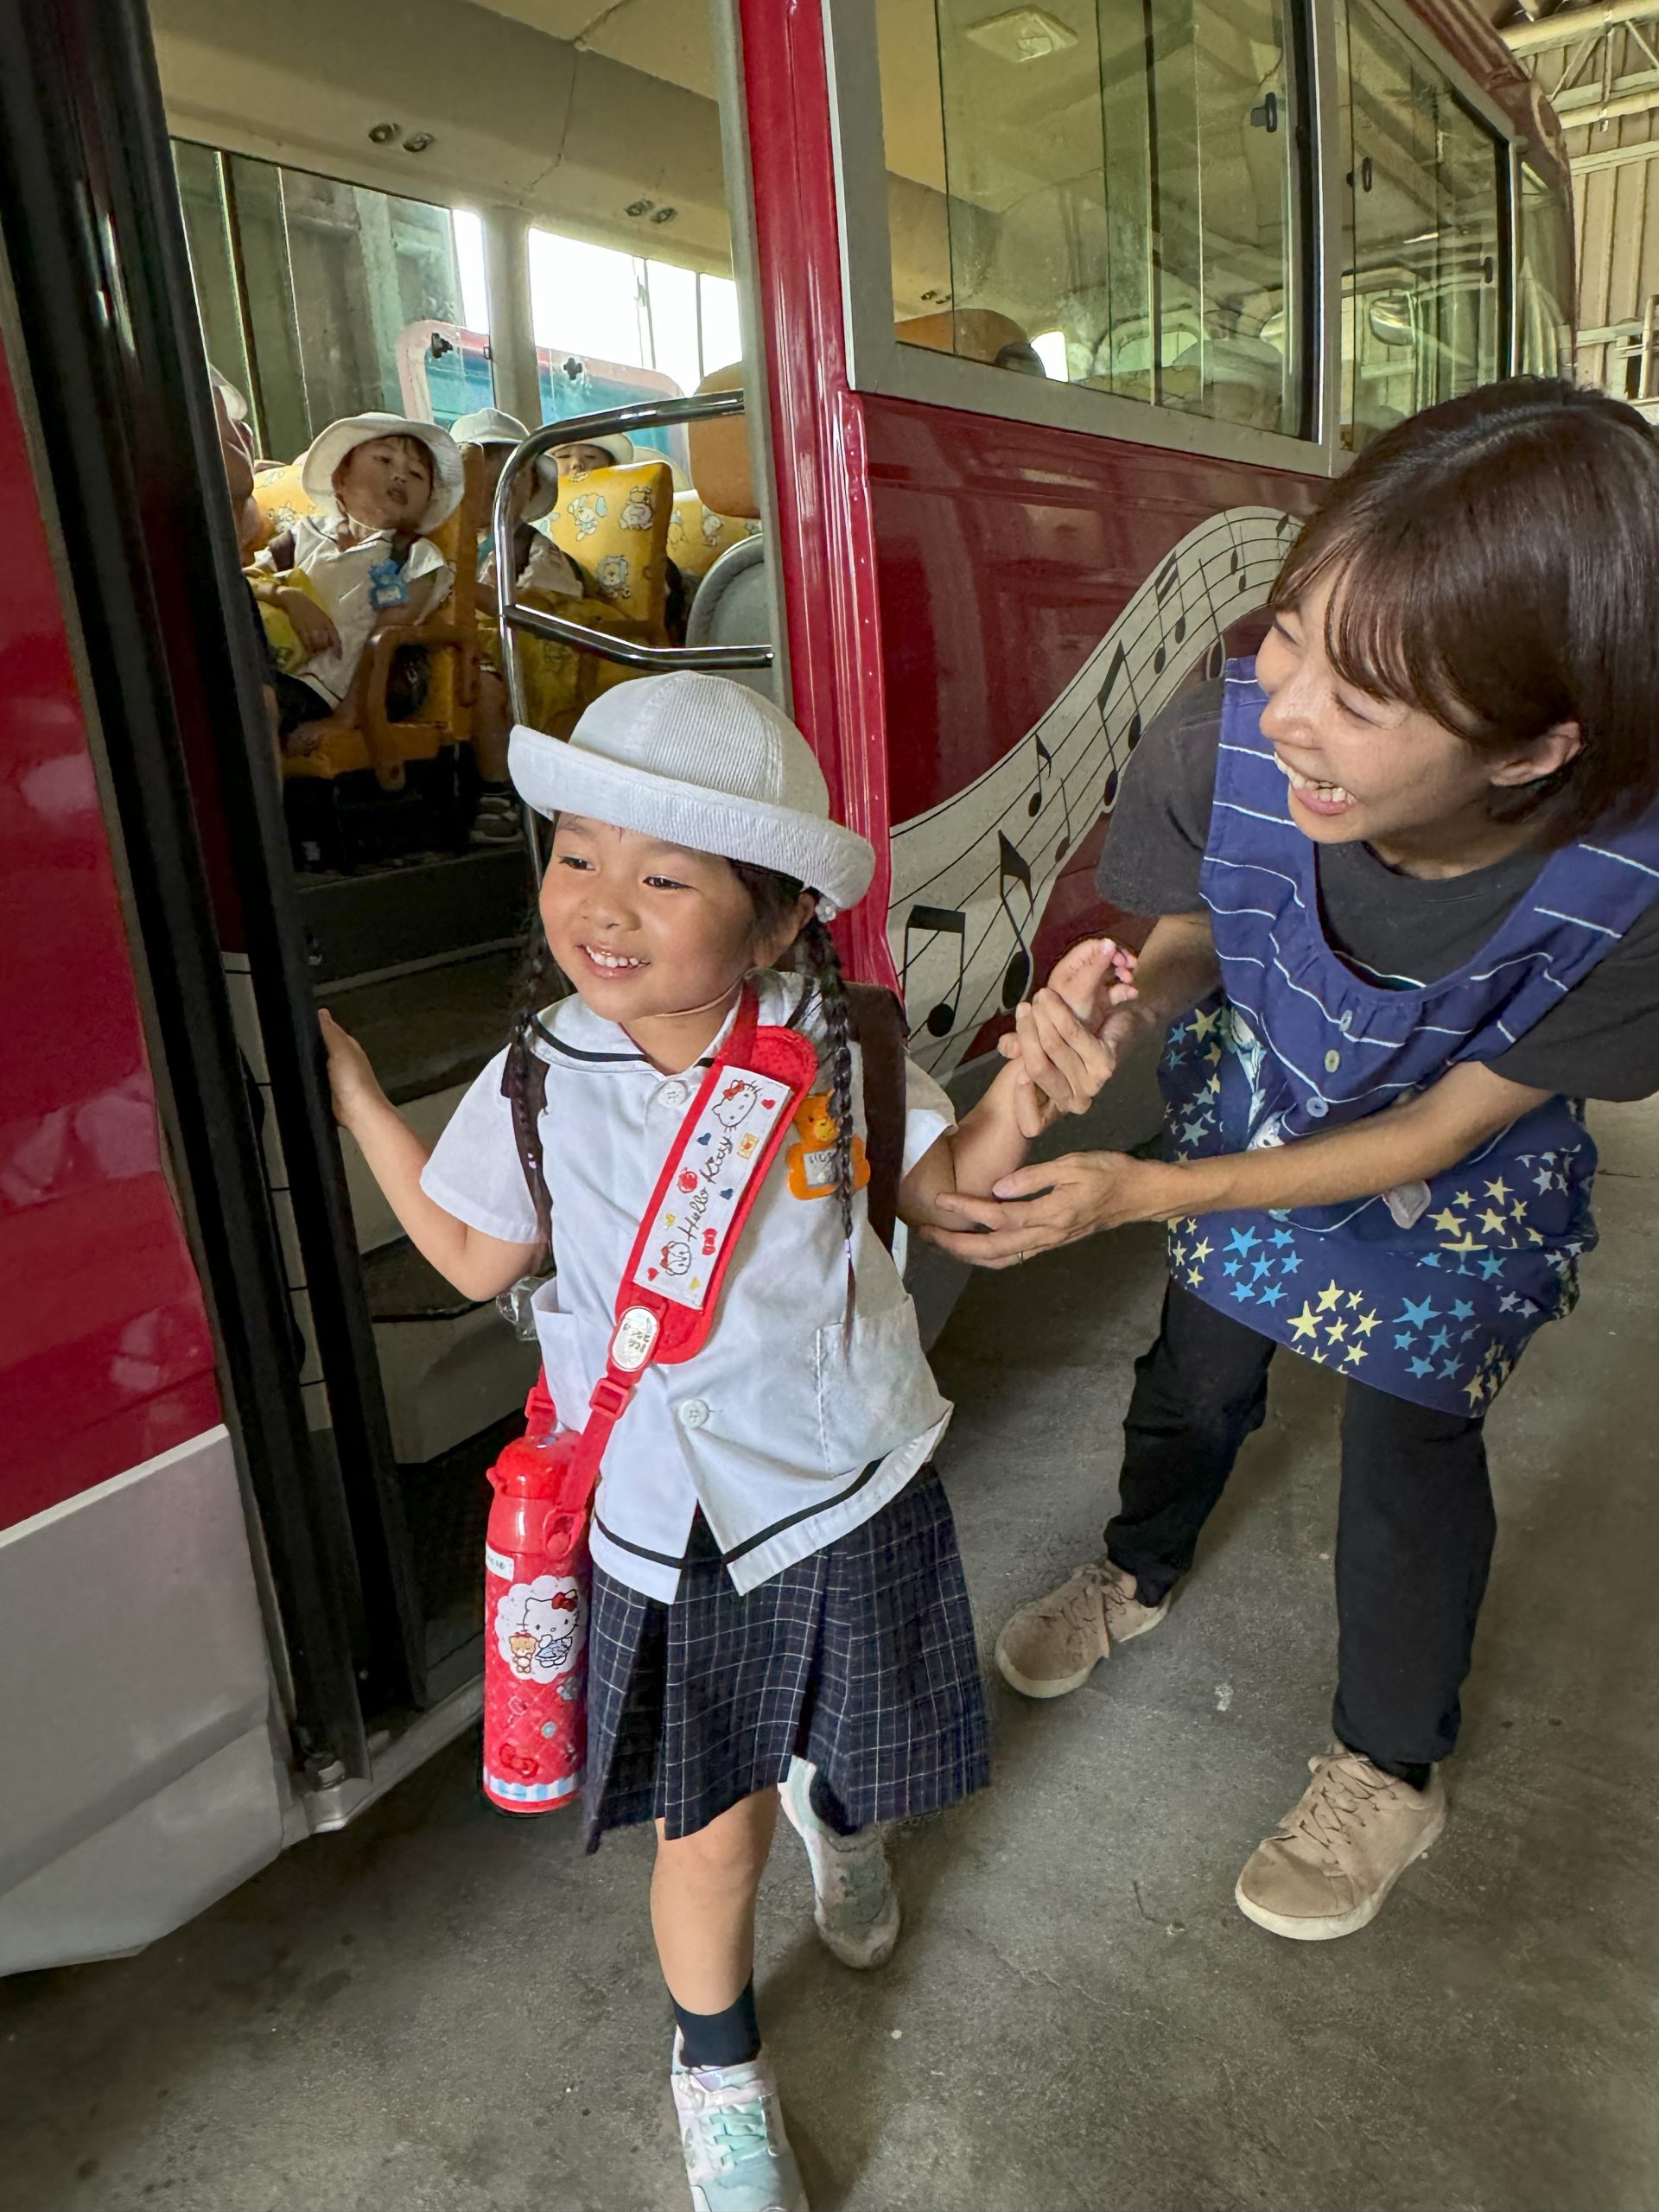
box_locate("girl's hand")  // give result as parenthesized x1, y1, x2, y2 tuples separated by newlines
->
(996, 938, 1145, 1133)
(275, 588, 340, 658)
(921, 1149, 1166, 1268)
(318, 1009, 380, 1127)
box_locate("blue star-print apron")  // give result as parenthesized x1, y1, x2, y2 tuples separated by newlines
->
(1161, 662, 1659, 1414)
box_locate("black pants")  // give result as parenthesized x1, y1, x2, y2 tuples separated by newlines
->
(1105, 1280, 1497, 1770)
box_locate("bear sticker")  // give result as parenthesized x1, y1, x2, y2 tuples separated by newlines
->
(597, 553, 632, 600)
(787, 1094, 872, 1202)
(495, 1575, 584, 1684)
(619, 482, 655, 531)
(566, 491, 606, 539)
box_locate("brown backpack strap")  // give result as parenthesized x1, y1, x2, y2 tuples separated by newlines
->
(846, 982, 906, 1255)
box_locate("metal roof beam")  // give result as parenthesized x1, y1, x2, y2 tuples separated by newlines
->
(1503, 2, 1659, 55)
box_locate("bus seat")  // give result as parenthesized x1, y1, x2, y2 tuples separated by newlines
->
(249, 459, 315, 547)
(686, 363, 759, 524)
(896, 308, 1041, 373)
(683, 535, 772, 700)
(668, 490, 761, 586)
(547, 458, 674, 641)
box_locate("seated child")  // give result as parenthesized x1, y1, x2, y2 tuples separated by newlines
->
(251, 411, 462, 763)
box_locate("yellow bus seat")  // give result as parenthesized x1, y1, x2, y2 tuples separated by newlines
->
(547, 458, 674, 641)
(668, 490, 760, 585)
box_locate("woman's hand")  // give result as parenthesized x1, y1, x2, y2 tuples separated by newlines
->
(318, 1008, 380, 1128)
(274, 588, 340, 658)
(921, 1149, 1172, 1268)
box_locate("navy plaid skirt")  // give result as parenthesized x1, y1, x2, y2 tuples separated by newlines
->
(581, 1467, 989, 1846)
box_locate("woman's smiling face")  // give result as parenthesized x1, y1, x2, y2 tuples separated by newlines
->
(1255, 572, 1579, 870)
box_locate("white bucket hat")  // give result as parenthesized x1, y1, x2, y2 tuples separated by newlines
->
(449, 407, 560, 522)
(508, 673, 875, 912)
(300, 412, 464, 533)
(550, 429, 636, 468)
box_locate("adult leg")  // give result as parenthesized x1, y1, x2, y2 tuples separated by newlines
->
(1332, 1382, 1495, 1775)
(1233, 1379, 1487, 1942)
(998, 1278, 1277, 1697)
(1106, 1276, 1280, 1603)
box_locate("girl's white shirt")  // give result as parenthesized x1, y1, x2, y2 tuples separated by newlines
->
(258, 515, 453, 707)
(421, 969, 956, 1599)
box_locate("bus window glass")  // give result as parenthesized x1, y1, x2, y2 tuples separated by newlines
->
(173, 144, 470, 454)
(1518, 162, 1573, 378)
(1338, 0, 1503, 449)
(877, 0, 1309, 438)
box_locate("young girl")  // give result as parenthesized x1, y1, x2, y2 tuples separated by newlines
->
(252, 411, 461, 760)
(933, 377, 1659, 1942)
(321, 671, 1128, 2210)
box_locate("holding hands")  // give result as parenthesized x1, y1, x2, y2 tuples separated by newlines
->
(1001, 935, 1143, 1139)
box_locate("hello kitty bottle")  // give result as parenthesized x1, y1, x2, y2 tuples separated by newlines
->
(481, 1373, 591, 1814)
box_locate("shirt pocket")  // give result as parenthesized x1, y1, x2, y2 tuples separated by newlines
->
(530, 1291, 599, 1430)
(811, 1294, 950, 1477)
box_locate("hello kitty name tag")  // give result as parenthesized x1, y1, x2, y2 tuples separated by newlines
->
(632, 1064, 794, 1312)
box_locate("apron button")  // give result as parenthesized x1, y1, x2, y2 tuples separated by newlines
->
(1324, 1048, 1341, 1073)
(677, 1398, 710, 1430)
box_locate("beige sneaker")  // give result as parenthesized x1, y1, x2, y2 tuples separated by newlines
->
(995, 1559, 1170, 1699)
(1235, 1747, 1447, 1942)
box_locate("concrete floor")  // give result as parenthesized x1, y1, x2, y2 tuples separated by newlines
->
(6, 1103, 1659, 2212)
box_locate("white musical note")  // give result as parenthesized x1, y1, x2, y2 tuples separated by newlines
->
(887, 504, 1295, 1077)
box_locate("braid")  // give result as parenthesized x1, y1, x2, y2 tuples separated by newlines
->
(798, 913, 856, 1251)
(501, 912, 571, 1265)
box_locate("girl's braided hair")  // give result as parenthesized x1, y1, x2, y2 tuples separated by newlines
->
(500, 849, 855, 1262)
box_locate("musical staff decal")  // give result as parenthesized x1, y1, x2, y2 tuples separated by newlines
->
(887, 504, 1295, 1077)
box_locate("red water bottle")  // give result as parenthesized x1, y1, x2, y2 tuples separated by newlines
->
(481, 1374, 592, 1814)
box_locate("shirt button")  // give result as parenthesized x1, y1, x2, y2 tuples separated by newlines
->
(657, 1079, 688, 1109)
(677, 1398, 709, 1430)
(1324, 1048, 1342, 1073)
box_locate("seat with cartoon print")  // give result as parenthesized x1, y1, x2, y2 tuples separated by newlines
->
(545, 455, 674, 644)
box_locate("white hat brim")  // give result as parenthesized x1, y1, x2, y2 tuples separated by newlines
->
(508, 721, 875, 911)
(301, 414, 464, 533)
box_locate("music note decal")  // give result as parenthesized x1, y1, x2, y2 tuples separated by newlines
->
(900, 904, 969, 1038)
(887, 504, 1296, 1077)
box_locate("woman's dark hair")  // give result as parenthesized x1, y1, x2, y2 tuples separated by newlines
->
(501, 849, 852, 1262)
(1271, 376, 1659, 843)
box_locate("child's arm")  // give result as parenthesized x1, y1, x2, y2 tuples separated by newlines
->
(899, 938, 1136, 1229)
(925, 1058, 1551, 1268)
(321, 1012, 538, 1301)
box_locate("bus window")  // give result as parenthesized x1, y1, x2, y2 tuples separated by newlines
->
(1338, 0, 1503, 449)
(1518, 162, 1573, 379)
(878, 0, 1310, 439)
(174, 145, 471, 456)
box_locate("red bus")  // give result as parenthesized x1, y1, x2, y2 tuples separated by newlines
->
(0, 0, 1572, 1971)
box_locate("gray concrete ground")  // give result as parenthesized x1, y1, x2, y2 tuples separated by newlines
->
(6, 1103, 1659, 2212)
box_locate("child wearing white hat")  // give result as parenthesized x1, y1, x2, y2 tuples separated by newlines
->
(451, 408, 598, 837)
(319, 673, 1133, 2212)
(252, 411, 462, 754)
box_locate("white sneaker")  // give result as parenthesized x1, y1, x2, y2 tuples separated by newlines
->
(671, 2035, 809, 2212)
(778, 1757, 900, 1969)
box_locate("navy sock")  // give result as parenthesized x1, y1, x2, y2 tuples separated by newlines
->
(673, 1978, 760, 2069)
(807, 1768, 861, 1837)
(1345, 1745, 1433, 1792)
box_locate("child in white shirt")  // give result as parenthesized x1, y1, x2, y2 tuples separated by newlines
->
(319, 673, 1131, 2212)
(254, 411, 462, 758)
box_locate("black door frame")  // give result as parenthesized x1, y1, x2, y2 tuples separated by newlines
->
(0, 0, 434, 1755)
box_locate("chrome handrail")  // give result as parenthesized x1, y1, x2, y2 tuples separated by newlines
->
(488, 391, 774, 734)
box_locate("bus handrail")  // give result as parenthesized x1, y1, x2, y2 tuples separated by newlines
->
(488, 390, 774, 735)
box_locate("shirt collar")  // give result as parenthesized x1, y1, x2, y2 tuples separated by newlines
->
(533, 969, 808, 1072)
